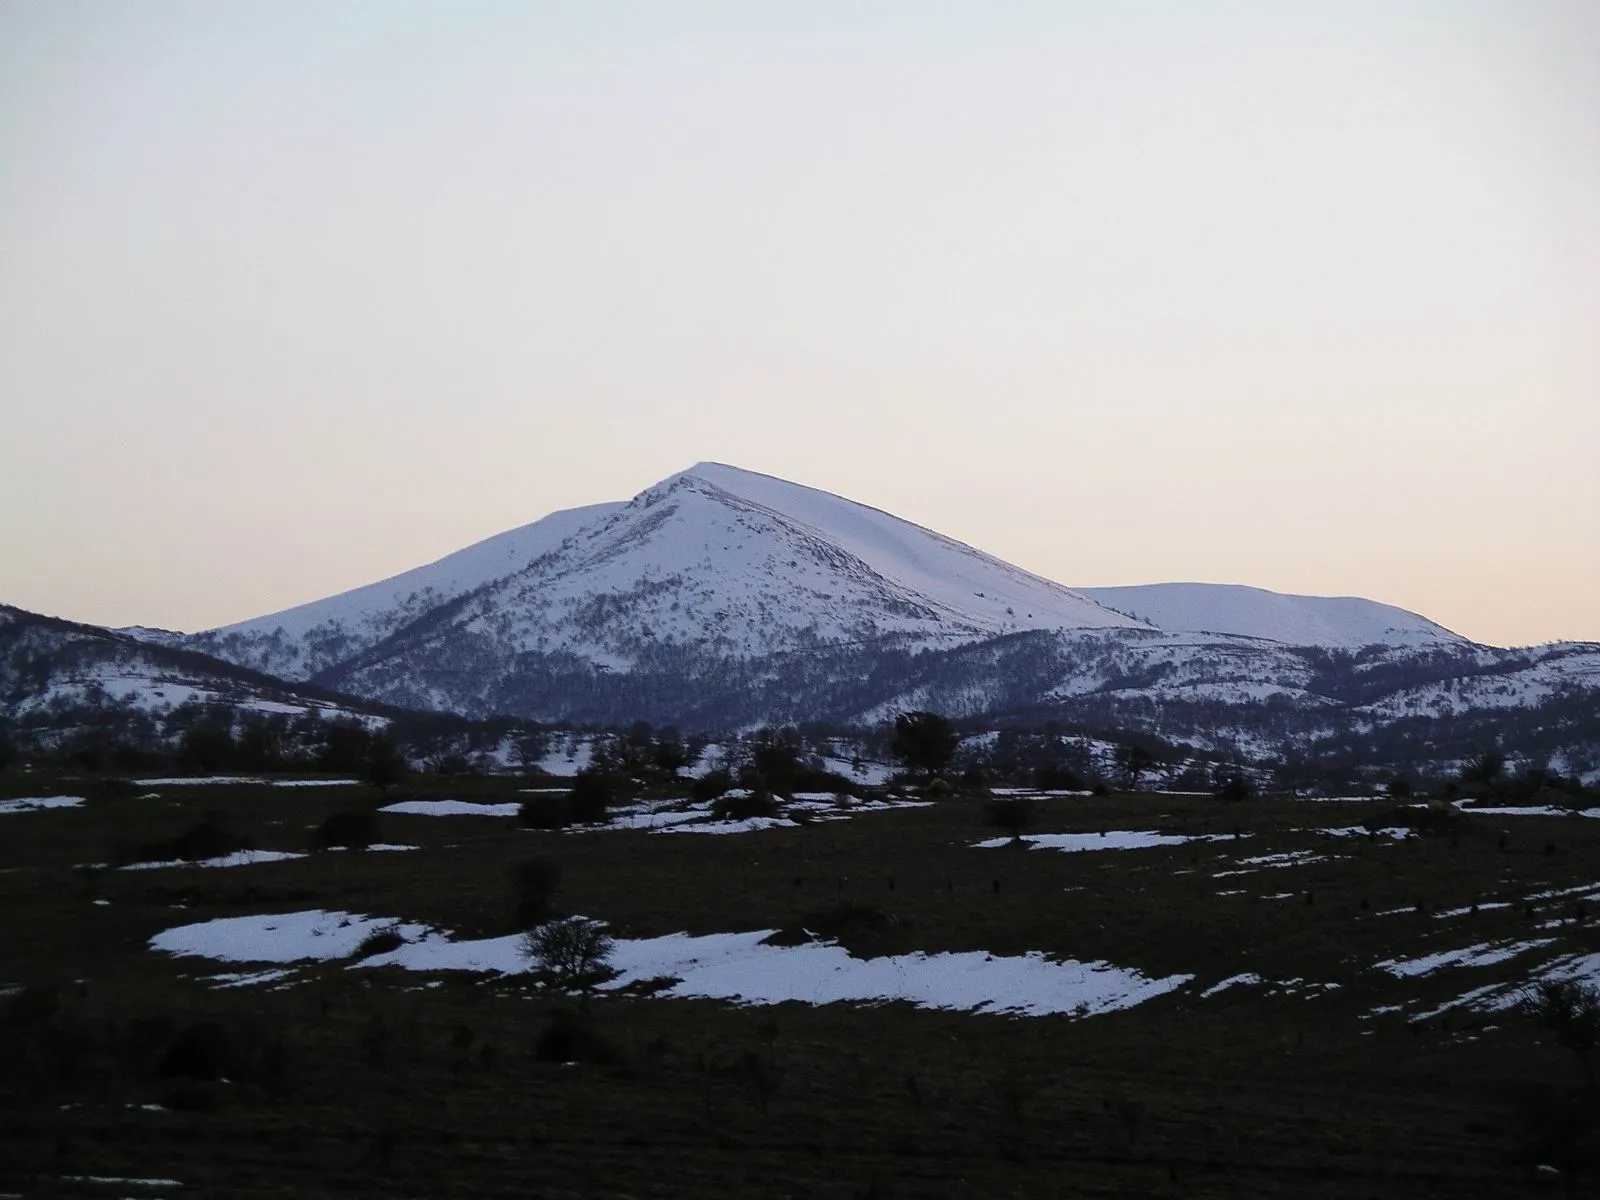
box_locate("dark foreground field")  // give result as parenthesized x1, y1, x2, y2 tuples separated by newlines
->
(3, 771, 1599, 1197)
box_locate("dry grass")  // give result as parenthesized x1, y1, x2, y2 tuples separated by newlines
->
(3, 769, 1599, 1195)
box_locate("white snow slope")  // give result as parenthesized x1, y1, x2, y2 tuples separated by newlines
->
(237, 463, 1147, 683)
(1078, 583, 1468, 650)
(185, 501, 624, 678)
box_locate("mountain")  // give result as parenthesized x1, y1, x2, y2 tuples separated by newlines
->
(179, 463, 1145, 686)
(0, 603, 390, 755)
(69, 461, 1598, 780)
(185, 500, 624, 680)
(1077, 583, 1467, 649)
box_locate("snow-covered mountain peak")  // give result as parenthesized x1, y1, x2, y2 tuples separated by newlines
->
(401, 463, 1147, 676)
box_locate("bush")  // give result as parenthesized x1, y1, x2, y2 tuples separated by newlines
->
(890, 711, 958, 777)
(1522, 978, 1600, 1090)
(351, 923, 406, 960)
(567, 770, 616, 825)
(1032, 763, 1084, 791)
(512, 858, 562, 928)
(114, 818, 250, 867)
(316, 809, 381, 850)
(1214, 774, 1255, 803)
(522, 917, 616, 992)
(711, 789, 778, 821)
(172, 817, 248, 861)
(691, 769, 733, 803)
(365, 735, 408, 791)
(518, 796, 571, 830)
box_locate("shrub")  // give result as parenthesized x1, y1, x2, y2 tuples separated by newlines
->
(113, 818, 250, 867)
(522, 917, 616, 993)
(1214, 774, 1255, 803)
(171, 817, 248, 861)
(567, 770, 615, 825)
(1032, 763, 1084, 791)
(316, 809, 381, 850)
(691, 769, 733, 803)
(1521, 978, 1600, 1090)
(512, 858, 563, 928)
(711, 789, 778, 821)
(795, 902, 897, 940)
(890, 711, 958, 777)
(518, 796, 571, 829)
(351, 923, 406, 960)
(365, 735, 408, 791)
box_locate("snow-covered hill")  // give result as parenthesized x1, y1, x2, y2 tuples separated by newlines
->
(0, 604, 383, 748)
(182, 463, 1144, 688)
(70, 460, 1593, 777)
(184, 501, 623, 679)
(1077, 583, 1467, 649)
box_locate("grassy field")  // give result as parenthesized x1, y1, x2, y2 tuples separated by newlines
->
(3, 769, 1599, 1197)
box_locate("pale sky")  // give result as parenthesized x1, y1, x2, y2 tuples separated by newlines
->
(2, 1, 1596, 647)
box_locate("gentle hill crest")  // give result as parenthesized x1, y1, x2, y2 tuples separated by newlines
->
(1077, 582, 1469, 650)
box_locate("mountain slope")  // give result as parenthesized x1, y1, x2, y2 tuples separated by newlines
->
(1077, 583, 1468, 649)
(313, 464, 1146, 713)
(183, 501, 624, 679)
(0, 604, 387, 749)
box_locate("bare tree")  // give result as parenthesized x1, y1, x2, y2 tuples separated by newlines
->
(521, 917, 616, 993)
(1520, 977, 1600, 1090)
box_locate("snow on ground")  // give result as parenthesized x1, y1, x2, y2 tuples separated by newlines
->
(206, 968, 298, 988)
(1290, 795, 1382, 803)
(1200, 972, 1264, 997)
(1433, 902, 1514, 920)
(1216, 850, 1323, 874)
(657, 816, 799, 835)
(121, 849, 308, 871)
(150, 910, 1192, 1018)
(1313, 826, 1412, 839)
(0, 795, 84, 814)
(534, 740, 595, 777)
(1459, 805, 1599, 818)
(974, 831, 1242, 853)
(130, 775, 359, 787)
(60, 1177, 182, 1189)
(818, 756, 897, 786)
(1374, 939, 1555, 977)
(377, 793, 930, 832)
(380, 799, 522, 817)
(133, 775, 269, 786)
(151, 910, 429, 962)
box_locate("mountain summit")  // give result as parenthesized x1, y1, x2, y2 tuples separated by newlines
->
(21, 463, 1599, 763)
(190, 462, 1146, 689)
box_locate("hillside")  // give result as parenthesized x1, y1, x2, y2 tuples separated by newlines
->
(25, 463, 1597, 778)
(184, 501, 624, 679)
(1078, 582, 1468, 649)
(0, 604, 390, 755)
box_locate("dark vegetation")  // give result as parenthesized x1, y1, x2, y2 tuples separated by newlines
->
(3, 698, 1600, 1195)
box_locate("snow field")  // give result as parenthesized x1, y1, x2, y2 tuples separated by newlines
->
(149, 910, 1193, 1019)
